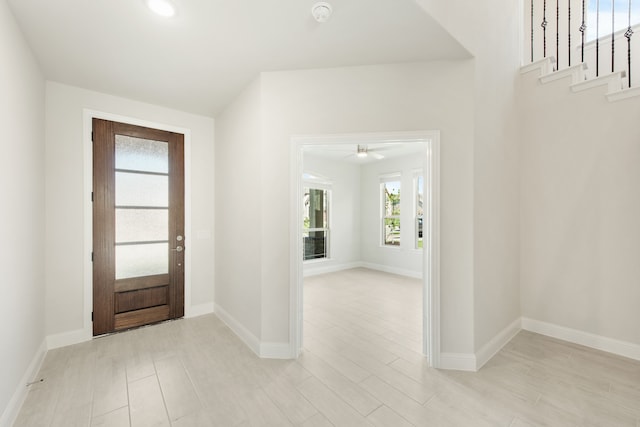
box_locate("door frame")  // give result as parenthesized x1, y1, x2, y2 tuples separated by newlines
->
(289, 130, 441, 367)
(82, 109, 192, 338)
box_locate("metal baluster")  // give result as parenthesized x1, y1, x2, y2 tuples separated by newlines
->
(580, 0, 587, 62)
(612, 0, 615, 72)
(625, 0, 634, 86)
(596, 0, 600, 76)
(569, 0, 572, 66)
(542, 0, 548, 57)
(557, 0, 560, 68)
(532, 0, 535, 62)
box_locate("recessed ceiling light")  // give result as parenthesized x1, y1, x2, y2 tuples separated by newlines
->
(147, 0, 176, 17)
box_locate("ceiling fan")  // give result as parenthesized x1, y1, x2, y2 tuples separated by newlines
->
(348, 144, 385, 160)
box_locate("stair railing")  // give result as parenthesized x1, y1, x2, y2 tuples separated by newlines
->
(525, 0, 637, 89)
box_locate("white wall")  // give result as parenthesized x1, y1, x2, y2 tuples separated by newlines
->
(360, 154, 424, 276)
(519, 70, 640, 346)
(417, 0, 522, 355)
(303, 154, 361, 275)
(214, 78, 263, 341)
(0, 0, 46, 422)
(249, 60, 475, 352)
(45, 82, 215, 339)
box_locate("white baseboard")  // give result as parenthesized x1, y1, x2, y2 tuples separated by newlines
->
(0, 339, 47, 427)
(521, 317, 640, 362)
(46, 328, 91, 350)
(303, 261, 362, 277)
(360, 262, 423, 279)
(260, 342, 294, 359)
(213, 304, 295, 360)
(439, 318, 521, 372)
(475, 318, 522, 370)
(213, 303, 261, 357)
(303, 261, 422, 279)
(186, 302, 214, 318)
(439, 352, 477, 371)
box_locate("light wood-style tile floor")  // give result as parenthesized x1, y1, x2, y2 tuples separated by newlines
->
(14, 268, 640, 426)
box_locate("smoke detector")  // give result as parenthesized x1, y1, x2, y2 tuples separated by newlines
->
(311, 2, 332, 23)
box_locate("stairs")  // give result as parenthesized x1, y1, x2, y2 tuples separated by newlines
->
(521, 57, 640, 102)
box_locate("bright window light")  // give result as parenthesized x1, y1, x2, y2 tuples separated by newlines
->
(586, 0, 640, 41)
(147, 0, 176, 17)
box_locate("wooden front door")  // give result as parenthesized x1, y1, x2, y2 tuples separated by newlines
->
(92, 119, 185, 336)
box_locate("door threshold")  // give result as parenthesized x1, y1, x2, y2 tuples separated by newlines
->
(93, 317, 183, 339)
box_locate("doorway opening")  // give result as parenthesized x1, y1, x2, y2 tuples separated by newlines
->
(290, 131, 440, 367)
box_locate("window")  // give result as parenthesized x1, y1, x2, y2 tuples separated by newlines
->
(381, 177, 401, 246)
(303, 187, 329, 260)
(415, 173, 424, 249)
(586, 0, 640, 41)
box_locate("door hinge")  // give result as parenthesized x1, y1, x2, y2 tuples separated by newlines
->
(91, 312, 94, 321)
(91, 191, 94, 202)
(91, 131, 94, 141)
(91, 252, 94, 262)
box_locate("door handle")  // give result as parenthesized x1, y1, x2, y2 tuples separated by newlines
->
(172, 235, 184, 252)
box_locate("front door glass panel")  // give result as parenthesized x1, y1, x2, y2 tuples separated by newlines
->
(115, 209, 168, 243)
(114, 135, 169, 280)
(115, 135, 169, 173)
(115, 243, 169, 279)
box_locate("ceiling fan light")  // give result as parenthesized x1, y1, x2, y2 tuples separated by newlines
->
(356, 145, 368, 158)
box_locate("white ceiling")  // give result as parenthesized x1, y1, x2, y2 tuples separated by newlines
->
(7, 0, 470, 116)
